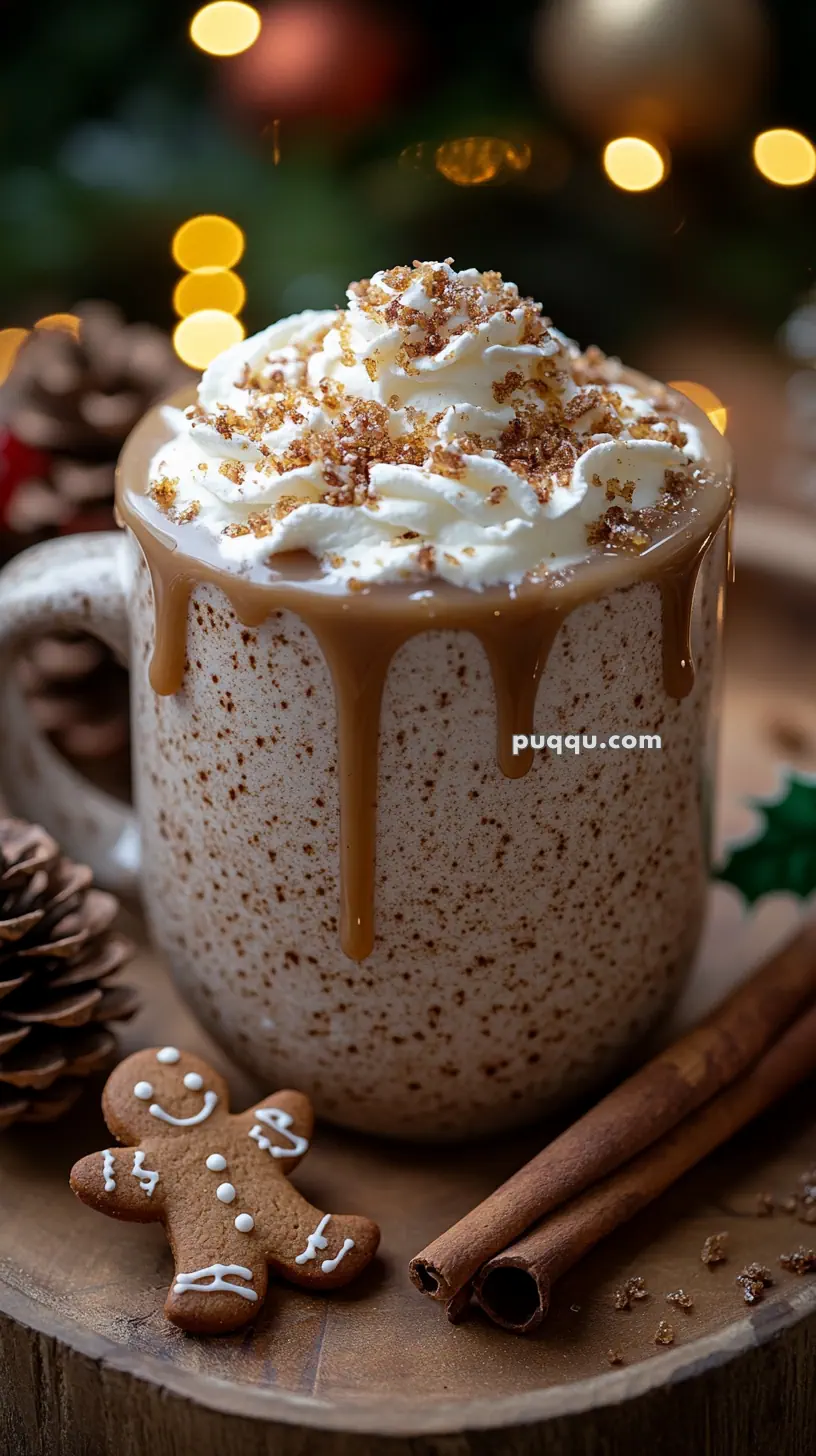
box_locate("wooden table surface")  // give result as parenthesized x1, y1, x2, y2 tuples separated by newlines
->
(0, 558, 815, 1456)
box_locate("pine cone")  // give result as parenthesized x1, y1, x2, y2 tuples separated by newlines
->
(1, 302, 189, 537)
(16, 630, 131, 770)
(0, 303, 189, 777)
(0, 818, 138, 1130)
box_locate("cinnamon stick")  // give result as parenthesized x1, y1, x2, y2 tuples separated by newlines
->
(409, 921, 816, 1304)
(474, 997, 816, 1333)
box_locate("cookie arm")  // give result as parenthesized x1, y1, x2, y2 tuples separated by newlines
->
(265, 1187, 380, 1291)
(236, 1089, 315, 1172)
(70, 1145, 166, 1221)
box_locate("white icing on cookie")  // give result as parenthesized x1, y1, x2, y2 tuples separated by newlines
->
(321, 1239, 355, 1274)
(234, 1213, 255, 1233)
(156, 1047, 181, 1064)
(134, 1081, 153, 1100)
(206, 1153, 227, 1172)
(295, 1213, 331, 1264)
(249, 1106, 309, 1159)
(149, 1088, 218, 1126)
(183, 1071, 203, 1091)
(173, 1264, 258, 1301)
(102, 1149, 116, 1192)
(216, 1182, 236, 1204)
(132, 1149, 160, 1197)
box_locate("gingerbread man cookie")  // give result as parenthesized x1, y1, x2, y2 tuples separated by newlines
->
(69, 1046, 380, 1333)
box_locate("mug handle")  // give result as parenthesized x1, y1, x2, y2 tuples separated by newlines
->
(0, 532, 140, 895)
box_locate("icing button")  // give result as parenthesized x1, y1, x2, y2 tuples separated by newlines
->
(234, 1213, 255, 1233)
(216, 1182, 236, 1204)
(206, 1153, 227, 1172)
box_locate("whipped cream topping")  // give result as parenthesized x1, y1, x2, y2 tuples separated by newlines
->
(146, 261, 710, 589)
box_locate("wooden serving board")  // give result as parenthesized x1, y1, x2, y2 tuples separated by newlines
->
(1, 544, 815, 1456)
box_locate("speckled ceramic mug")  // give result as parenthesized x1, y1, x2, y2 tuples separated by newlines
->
(0, 400, 730, 1142)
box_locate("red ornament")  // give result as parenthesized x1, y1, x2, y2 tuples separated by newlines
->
(0, 428, 52, 530)
(221, 0, 402, 127)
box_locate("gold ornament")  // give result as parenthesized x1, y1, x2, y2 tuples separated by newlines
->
(535, 0, 769, 148)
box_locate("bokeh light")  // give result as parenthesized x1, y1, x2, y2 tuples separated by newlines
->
(752, 128, 816, 187)
(603, 137, 667, 192)
(505, 141, 532, 172)
(173, 310, 245, 369)
(669, 380, 728, 435)
(0, 328, 29, 385)
(435, 137, 532, 187)
(34, 313, 82, 337)
(173, 268, 247, 318)
(172, 215, 245, 272)
(190, 2, 261, 57)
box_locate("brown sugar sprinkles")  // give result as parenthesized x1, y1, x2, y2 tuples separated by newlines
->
(116, 261, 732, 1140)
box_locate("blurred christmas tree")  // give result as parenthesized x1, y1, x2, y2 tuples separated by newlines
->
(0, 0, 813, 362)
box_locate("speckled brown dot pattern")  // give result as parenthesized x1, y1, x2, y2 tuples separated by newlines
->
(128, 529, 726, 1142)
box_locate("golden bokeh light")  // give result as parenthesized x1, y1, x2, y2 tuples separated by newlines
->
(172, 215, 245, 272)
(603, 137, 667, 192)
(173, 310, 245, 369)
(398, 141, 429, 171)
(753, 128, 816, 187)
(0, 328, 29, 385)
(435, 136, 531, 186)
(34, 313, 82, 337)
(504, 141, 532, 173)
(190, 2, 261, 57)
(669, 380, 728, 435)
(173, 267, 247, 319)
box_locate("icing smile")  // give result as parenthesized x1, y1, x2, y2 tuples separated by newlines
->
(150, 1089, 219, 1126)
(133, 1073, 219, 1127)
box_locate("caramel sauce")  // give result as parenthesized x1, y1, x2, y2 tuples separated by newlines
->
(117, 395, 733, 962)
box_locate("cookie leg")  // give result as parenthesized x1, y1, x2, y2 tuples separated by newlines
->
(164, 1225, 269, 1334)
(269, 1192, 380, 1292)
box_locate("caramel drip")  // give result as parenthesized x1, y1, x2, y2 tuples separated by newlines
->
(477, 613, 565, 779)
(148, 567, 193, 697)
(659, 520, 725, 701)
(312, 619, 407, 962)
(117, 399, 733, 964)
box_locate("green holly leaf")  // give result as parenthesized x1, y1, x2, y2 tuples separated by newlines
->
(716, 773, 816, 904)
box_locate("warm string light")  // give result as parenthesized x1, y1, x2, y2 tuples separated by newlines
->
(603, 136, 667, 191)
(174, 310, 246, 370)
(669, 380, 728, 435)
(173, 267, 246, 318)
(172, 215, 245, 271)
(753, 128, 816, 186)
(190, 1, 261, 57)
(171, 215, 247, 367)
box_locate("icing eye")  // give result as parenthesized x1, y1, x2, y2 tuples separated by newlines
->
(134, 1081, 154, 1100)
(206, 1153, 227, 1171)
(184, 1071, 204, 1091)
(156, 1047, 181, 1064)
